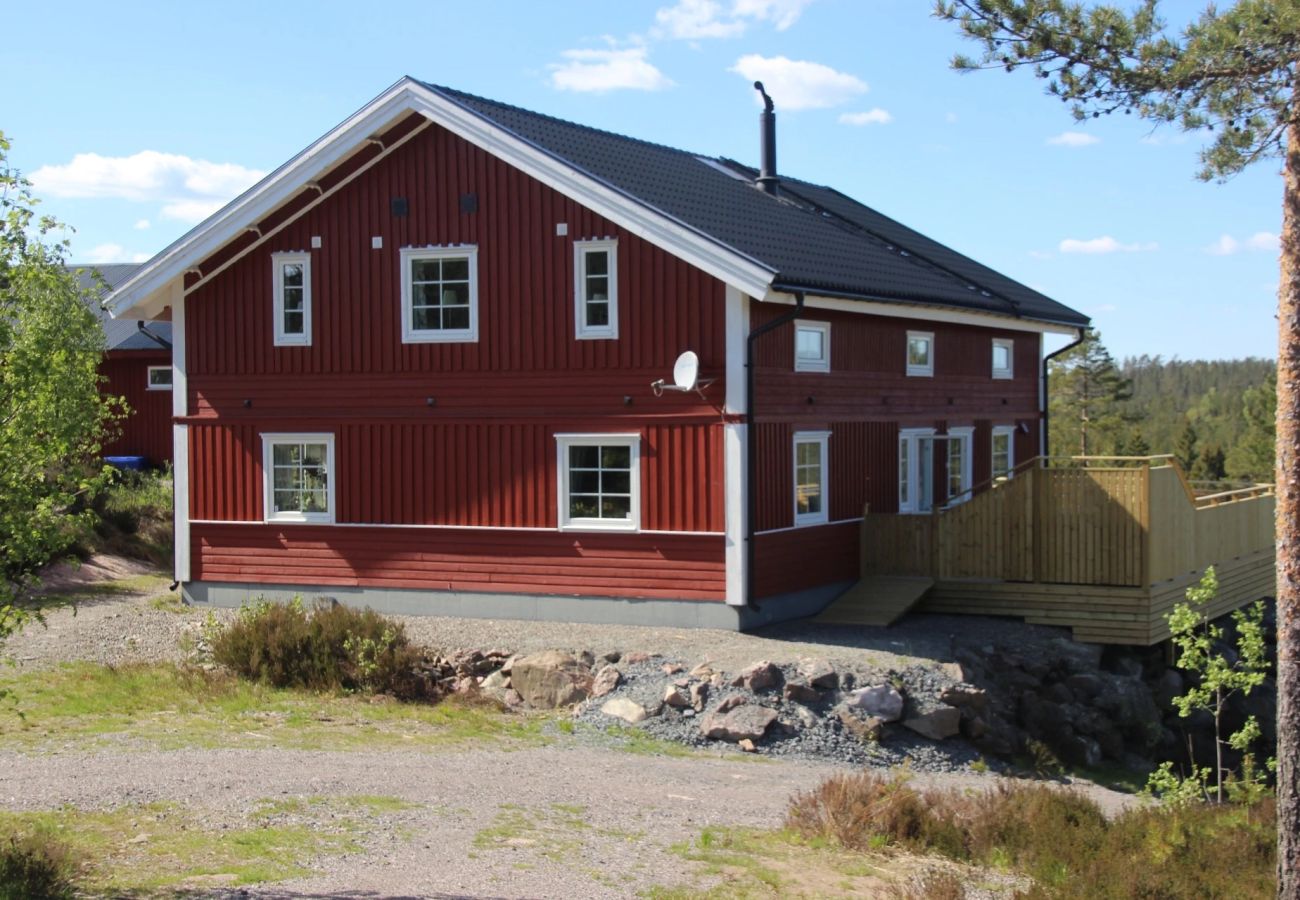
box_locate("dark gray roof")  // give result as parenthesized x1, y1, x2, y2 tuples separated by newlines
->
(425, 82, 1088, 328)
(69, 264, 173, 351)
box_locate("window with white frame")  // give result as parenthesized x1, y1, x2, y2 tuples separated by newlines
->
(906, 331, 934, 376)
(400, 245, 479, 343)
(557, 434, 639, 531)
(262, 433, 335, 524)
(992, 338, 1014, 379)
(574, 239, 618, 339)
(793, 431, 830, 526)
(899, 428, 936, 513)
(992, 425, 1016, 480)
(146, 366, 173, 390)
(272, 252, 311, 346)
(794, 320, 831, 372)
(946, 427, 973, 504)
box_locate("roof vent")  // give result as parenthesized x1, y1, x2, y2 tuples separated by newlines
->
(753, 82, 778, 195)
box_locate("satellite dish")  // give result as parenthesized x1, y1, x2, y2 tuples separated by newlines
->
(672, 351, 699, 391)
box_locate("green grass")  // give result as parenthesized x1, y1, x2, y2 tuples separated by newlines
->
(472, 803, 592, 862)
(84, 468, 175, 567)
(0, 662, 549, 752)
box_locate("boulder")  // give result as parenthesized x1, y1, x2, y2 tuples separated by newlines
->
(689, 682, 710, 711)
(602, 697, 652, 724)
(714, 694, 746, 715)
(1058, 732, 1103, 768)
(502, 689, 524, 708)
(783, 680, 821, 704)
(939, 683, 987, 710)
(732, 660, 782, 692)
(510, 651, 592, 708)
(788, 702, 819, 730)
(939, 661, 967, 683)
(738, 738, 757, 753)
(1065, 672, 1104, 701)
(1043, 681, 1074, 705)
(689, 662, 715, 680)
(662, 662, 685, 675)
(1048, 638, 1103, 675)
(836, 708, 883, 743)
(903, 706, 962, 741)
(798, 658, 839, 690)
(700, 703, 778, 742)
(1153, 669, 1185, 710)
(575, 649, 596, 667)
(623, 651, 655, 665)
(600, 650, 622, 664)
(843, 685, 904, 723)
(480, 669, 510, 691)
(664, 685, 692, 708)
(590, 665, 622, 699)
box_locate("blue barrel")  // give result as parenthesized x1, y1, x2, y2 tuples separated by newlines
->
(105, 455, 148, 471)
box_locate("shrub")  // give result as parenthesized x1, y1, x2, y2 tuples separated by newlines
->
(210, 598, 439, 701)
(0, 832, 78, 900)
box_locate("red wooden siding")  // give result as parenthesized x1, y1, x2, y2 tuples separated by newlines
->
(101, 350, 173, 464)
(193, 523, 725, 601)
(753, 522, 858, 599)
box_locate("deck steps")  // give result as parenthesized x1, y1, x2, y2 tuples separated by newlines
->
(815, 575, 935, 627)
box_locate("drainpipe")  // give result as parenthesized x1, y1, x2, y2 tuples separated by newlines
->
(1041, 328, 1086, 459)
(745, 290, 805, 608)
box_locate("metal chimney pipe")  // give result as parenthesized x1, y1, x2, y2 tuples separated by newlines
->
(754, 81, 778, 195)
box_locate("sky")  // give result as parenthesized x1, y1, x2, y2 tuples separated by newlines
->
(1, 0, 1282, 362)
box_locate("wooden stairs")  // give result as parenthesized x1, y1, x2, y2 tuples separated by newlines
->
(815, 575, 935, 627)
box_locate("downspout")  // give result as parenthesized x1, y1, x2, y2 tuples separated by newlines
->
(1041, 328, 1086, 459)
(745, 291, 805, 608)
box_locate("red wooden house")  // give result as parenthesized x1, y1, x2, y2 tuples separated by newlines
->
(77, 264, 174, 465)
(105, 78, 1088, 628)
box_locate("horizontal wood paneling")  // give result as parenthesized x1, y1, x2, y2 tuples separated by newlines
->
(193, 523, 726, 601)
(753, 521, 858, 599)
(101, 350, 173, 464)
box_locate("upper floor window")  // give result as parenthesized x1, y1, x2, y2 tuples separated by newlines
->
(794, 320, 831, 373)
(794, 431, 830, 526)
(272, 252, 311, 347)
(992, 425, 1016, 480)
(906, 331, 934, 377)
(574, 239, 618, 339)
(556, 434, 640, 531)
(400, 245, 479, 344)
(992, 338, 1014, 379)
(146, 366, 172, 390)
(262, 433, 335, 524)
(946, 427, 973, 504)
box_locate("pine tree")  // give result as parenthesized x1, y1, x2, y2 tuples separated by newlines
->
(1228, 373, 1278, 482)
(1199, 445, 1228, 481)
(1175, 420, 1199, 475)
(1047, 328, 1132, 457)
(1121, 430, 1151, 458)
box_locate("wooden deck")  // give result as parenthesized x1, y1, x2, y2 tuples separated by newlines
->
(856, 458, 1275, 644)
(816, 576, 935, 627)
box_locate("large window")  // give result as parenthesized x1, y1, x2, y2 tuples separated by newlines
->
(272, 252, 311, 346)
(899, 428, 936, 514)
(946, 427, 973, 504)
(906, 331, 934, 377)
(794, 320, 831, 372)
(400, 245, 479, 343)
(574, 239, 618, 339)
(793, 431, 830, 526)
(262, 433, 335, 524)
(146, 366, 173, 391)
(992, 425, 1016, 480)
(556, 434, 639, 531)
(992, 338, 1014, 379)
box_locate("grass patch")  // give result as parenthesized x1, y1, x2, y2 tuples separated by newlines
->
(0, 662, 548, 752)
(598, 724, 704, 758)
(83, 469, 174, 567)
(472, 802, 592, 862)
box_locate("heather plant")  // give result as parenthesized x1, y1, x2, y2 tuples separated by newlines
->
(0, 832, 78, 900)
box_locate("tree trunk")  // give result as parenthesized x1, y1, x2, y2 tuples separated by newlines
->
(1276, 122, 1300, 900)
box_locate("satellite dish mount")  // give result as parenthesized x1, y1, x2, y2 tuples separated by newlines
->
(652, 350, 716, 398)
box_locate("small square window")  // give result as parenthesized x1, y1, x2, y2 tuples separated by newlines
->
(400, 246, 479, 343)
(557, 434, 640, 531)
(146, 366, 172, 390)
(262, 433, 335, 524)
(906, 331, 934, 377)
(574, 239, 618, 340)
(793, 431, 830, 526)
(992, 338, 1014, 379)
(794, 320, 830, 372)
(272, 252, 312, 347)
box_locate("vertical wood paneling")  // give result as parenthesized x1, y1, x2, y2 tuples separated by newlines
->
(100, 351, 173, 464)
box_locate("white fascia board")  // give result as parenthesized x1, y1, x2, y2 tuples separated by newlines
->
(759, 289, 1084, 337)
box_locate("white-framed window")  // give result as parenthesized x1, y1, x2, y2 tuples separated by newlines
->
(793, 431, 830, 526)
(992, 425, 1016, 480)
(899, 427, 936, 514)
(906, 331, 934, 377)
(556, 434, 640, 531)
(146, 366, 173, 391)
(794, 320, 831, 373)
(946, 427, 974, 505)
(399, 245, 479, 343)
(992, 338, 1014, 379)
(272, 251, 312, 346)
(261, 433, 335, 524)
(574, 239, 618, 340)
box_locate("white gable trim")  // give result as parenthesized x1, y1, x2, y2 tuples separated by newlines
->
(760, 289, 1082, 337)
(107, 77, 775, 318)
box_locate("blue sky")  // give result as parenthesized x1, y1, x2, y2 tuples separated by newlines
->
(3, 0, 1280, 362)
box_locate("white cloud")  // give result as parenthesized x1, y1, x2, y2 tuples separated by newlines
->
(653, 0, 813, 39)
(83, 243, 147, 264)
(161, 199, 228, 223)
(839, 108, 893, 126)
(30, 150, 264, 203)
(730, 55, 867, 110)
(1205, 231, 1278, 256)
(1058, 236, 1158, 254)
(731, 0, 814, 30)
(1046, 131, 1100, 147)
(133, 218, 150, 230)
(550, 44, 674, 92)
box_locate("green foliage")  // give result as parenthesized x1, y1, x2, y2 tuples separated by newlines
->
(1047, 328, 1132, 457)
(80, 467, 173, 566)
(0, 831, 78, 900)
(1226, 372, 1277, 481)
(1173, 419, 1198, 474)
(210, 598, 440, 701)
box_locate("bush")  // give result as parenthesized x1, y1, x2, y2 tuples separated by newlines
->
(0, 832, 78, 900)
(81, 467, 174, 566)
(210, 598, 439, 701)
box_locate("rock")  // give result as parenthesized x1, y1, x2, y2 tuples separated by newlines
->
(1153, 669, 1184, 710)
(798, 657, 839, 690)
(710, 672, 726, 689)
(452, 676, 478, 695)
(1108, 654, 1144, 680)
(732, 660, 781, 692)
(962, 715, 988, 739)
(1058, 732, 1102, 768)
(939, 683, 987, 710)
(836, 708, 883, 743)
(127, 833, 150, 845)
(510, 651, 592, 708)
(715, 695, 746, 715)
(664, 685, 692, 708)
(502, 689, 523, 708)
(1049, 638, 1104, 675)
(788, 702, 819, 730)
(600, 650, 622, 664)
(480, 669, 510, 691)
(1043, 681, 1074, 705)
(1065, 672, 1104, 701)
(590, 665, 622, 699)
(700, 703, 778, 742)
(602, 697, 651, 724)
(623, 651, 655, 665)
(903, 706, 962, 740)
(783, 680, 821, 704)
(689, 662, 715, 679)
(500, 654, 519, 675)
(939, 661, 966, 683)
(1018, 692, 1069, 736)
(575, 650, 596, 667)
(843, 685, 904, 723)
(661, 662, 685, 675)
(689, 682, 710, 711)
(738, 738, 757, 753)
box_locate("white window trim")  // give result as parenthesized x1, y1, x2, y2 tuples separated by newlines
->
(899, 427, 936, 514)
(399, 244, 480, 344)
(261, 432, 336, 525)
(992, 337, 1014, 379)
(555, 433, 641, 532)
(573, 238, 618, 340)
(906, 330, 934, 377)
(793, 430, 831, 527)
(992, 425, 1017, 480)
(793, 319, 831, 373)
(272, 251, 312, 347)
(146, 365, 173, 391)
(946, 426, 974, 505)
